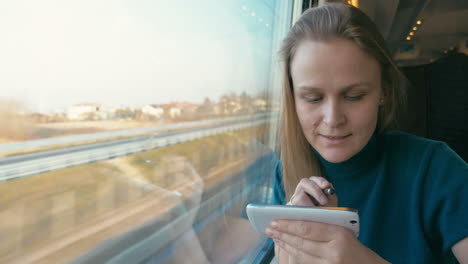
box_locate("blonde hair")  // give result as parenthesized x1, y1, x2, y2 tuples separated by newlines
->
(279, 3, 407, 200)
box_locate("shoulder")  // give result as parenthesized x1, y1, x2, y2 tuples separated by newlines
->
(380, 130, 457, 161)
(380, 130, 467, 183)
(382, 130, 446, 149)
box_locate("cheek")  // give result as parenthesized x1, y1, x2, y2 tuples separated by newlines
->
(295, 101, 305, 123)
(295, 103, 319, 130)
(348, 101, 380, 129)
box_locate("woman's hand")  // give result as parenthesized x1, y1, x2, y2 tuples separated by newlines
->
(267, 220, 390, 264)
(288, 176, 338, 207)
(272, 177, 388, 264)
(274, 176, 339, 263)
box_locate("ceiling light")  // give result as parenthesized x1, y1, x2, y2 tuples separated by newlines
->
(416, 20, 422, 25)
(413, 27, 418, 31)
(350, 0, 359, 7)
(409, 32, 414, 36)
(406, 36, 411, 40)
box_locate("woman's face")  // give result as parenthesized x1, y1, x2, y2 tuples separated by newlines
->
(291, 38, 383, 163)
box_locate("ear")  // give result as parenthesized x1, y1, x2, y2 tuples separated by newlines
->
(379, 97, 385, 105)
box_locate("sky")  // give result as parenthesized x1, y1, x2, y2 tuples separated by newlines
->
(0, 0, 279, 113)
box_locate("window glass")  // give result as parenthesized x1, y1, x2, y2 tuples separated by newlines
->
(0, 1, 292, 263)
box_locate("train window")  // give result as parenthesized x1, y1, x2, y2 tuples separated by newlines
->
(0, 1, 293, 263)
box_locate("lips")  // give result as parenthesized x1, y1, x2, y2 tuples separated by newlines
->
(321, 134, 351, 139)
(319, 134, 352, 145)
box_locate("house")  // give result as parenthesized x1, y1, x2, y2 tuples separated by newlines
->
(253, 98, 267, 111)
(67, 103, 101, 120)
(142, 104, 164, 119)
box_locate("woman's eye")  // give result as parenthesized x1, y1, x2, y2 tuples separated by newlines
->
(305, 97, 322, 103)
(345, 95, 364, 101)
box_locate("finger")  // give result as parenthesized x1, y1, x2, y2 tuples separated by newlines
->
(274, 236, 322, 263)
(274, 240, 280, 260)
(275, 229, 330, 258)
(288, 255, 298, 264)
(309, 177, 338, 207)
(295, 178, 328, 205)
(308, 176, 332, 189)
(290, 192, 317, 207)
(274, 239, 295, 264)
(272, 219, 340, 241)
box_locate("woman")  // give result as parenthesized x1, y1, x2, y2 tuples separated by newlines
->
(265, 3, 468, 264)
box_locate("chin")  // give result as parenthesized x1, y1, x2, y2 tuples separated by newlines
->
(319, 151, 352, 163)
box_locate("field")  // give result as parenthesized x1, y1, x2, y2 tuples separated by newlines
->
(1, 120, 158, 143)
(34, 120, 159, 136)
(0, 120, 161, 157)
(0, 118, 221, 158)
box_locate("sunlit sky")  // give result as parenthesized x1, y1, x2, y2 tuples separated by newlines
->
(0, 0, 277, 113)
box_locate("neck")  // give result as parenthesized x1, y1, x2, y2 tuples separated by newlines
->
(314, 133, 381, 181)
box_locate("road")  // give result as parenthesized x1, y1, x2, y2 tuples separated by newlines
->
(0, 115, 270, 181)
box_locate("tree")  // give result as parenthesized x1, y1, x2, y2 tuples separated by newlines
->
(0, 99, 33, 141)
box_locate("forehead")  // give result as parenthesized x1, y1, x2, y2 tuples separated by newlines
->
(290, 38, 381, 90)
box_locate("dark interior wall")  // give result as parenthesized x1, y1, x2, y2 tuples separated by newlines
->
(399, 66, 427, 138)
(400, 52, 468, 161)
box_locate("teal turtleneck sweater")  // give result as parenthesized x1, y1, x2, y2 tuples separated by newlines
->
(272, 131, 468, 264)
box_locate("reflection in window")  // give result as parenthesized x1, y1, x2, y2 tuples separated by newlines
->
(0, 1, 292, 263)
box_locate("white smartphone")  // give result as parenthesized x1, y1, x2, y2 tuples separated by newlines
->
(246, 204, 360, 237)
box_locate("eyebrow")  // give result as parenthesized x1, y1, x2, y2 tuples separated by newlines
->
(296, 82, 371, 92)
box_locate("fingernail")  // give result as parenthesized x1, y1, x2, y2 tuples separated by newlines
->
(319, 178, 328, 186)
(266, 228, 277, 237)
(271, 221, 278, 228)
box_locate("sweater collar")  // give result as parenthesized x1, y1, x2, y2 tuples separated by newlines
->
(315, 133, 381, 181)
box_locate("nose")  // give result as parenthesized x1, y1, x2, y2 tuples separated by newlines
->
(322, 100, 346, 128)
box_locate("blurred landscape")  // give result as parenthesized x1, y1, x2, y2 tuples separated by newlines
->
(0, 92, 273, 144)
(0, 124, 271, 263)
